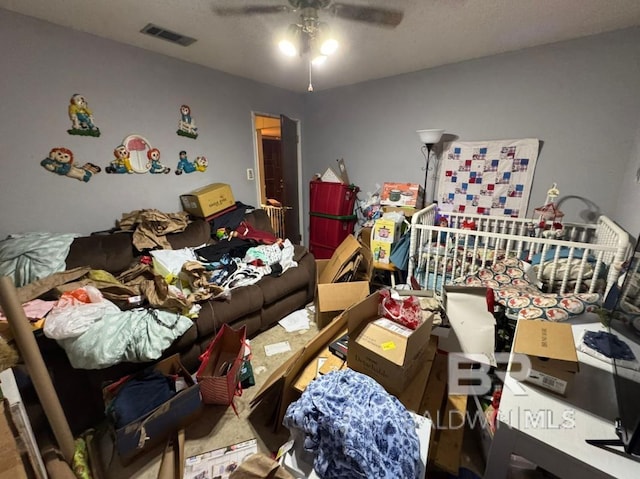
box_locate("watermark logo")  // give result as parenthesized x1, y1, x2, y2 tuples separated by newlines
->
(447, 352, 531, 396)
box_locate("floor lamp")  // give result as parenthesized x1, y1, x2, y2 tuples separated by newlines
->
(416, 129, 445, 205)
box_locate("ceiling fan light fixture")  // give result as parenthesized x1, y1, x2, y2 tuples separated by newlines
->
(311, 54, 327, 66)
(320, 38, 338, 56)
(279, 39, 298, 56)
(279, 23, 300, 57)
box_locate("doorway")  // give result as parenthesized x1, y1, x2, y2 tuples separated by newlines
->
(252, 113, 302, 244)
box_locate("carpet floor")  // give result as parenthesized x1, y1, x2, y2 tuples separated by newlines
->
(100, 305, 320, 479)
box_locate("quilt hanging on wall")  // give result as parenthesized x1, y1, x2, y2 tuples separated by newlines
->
(436, 138, 539, 217)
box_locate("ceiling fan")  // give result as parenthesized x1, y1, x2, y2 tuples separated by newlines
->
(213, 0, 404, 28)
(213, 1, 403, 91)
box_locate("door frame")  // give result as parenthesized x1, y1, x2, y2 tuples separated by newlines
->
(250, 111, 305, 244)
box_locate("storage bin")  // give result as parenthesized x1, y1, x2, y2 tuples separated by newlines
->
(309, 213, 357, 250)
(309, 242, 336, 260)
(309, 181, 358, 216)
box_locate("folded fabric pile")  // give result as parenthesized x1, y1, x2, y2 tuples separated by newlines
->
(283, 368, 421, 479)
(577, 329, 639, 371)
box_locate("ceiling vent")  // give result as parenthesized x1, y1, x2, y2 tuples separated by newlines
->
(140, 23, 197, 47)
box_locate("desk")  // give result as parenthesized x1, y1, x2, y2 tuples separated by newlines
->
(485, 318, 640, 479)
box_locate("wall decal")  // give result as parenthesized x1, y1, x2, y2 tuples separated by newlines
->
(175, 150, 206, 175)
(147, 148, 171, 174)
(106, 135, 155, 174)
(106, 145, 133, 174)
(177, 104, 198, 139)
(41, 147, 101, 182)
(195, 156, 208, 172)
(67, 94, 101, 137)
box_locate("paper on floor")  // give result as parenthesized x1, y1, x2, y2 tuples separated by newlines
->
(264, 341, 292, 356)
(278, 309, 310, 332)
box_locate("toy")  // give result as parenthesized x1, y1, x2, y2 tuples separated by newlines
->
(195, 156, 208, 172)
(41, 147, 100, 182)
(175, 150, 197, 175)
(146, 148, 170, 174)
(177, 104, 198, 139)
(106, 145, 133, 174)
(533, 183, 565, 237)
(67, 94, 100, 137)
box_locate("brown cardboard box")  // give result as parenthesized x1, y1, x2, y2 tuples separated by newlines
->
(0, 401, 28, 479)
(104, 354, 203, 460)
(511, 320, 579, 396)
(251, 311, 350, 432)
(314, 235, 373, 329)
(180, 183, 235, 218)
(347, 292, 434, 396)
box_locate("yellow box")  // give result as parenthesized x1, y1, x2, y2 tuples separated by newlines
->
(372, 218, 402, 244)
(180, 183, 235, 218)
(371, 239, 392, 264)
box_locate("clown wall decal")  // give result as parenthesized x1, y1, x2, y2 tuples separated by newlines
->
(67, 94, 100, 137)
(177, 104, 198, 139)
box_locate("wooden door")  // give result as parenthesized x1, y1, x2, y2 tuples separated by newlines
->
(280, 114, 301, 244)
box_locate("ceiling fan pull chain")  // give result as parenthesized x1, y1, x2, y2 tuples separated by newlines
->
(308, 61, 314, 92)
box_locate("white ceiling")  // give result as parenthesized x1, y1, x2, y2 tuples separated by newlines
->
(3, 0, 640, 93)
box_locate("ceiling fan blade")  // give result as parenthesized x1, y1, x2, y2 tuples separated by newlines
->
(330, 3, 403, 27)
(213, 4, 291, 16)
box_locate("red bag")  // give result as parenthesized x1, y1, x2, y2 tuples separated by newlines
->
(378, 288, 423, 330)
(196, 324, 246, 406)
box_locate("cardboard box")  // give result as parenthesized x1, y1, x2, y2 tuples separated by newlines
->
(380, 182, 424, 208)
(315, 259, 370, 329)
(347, 292, 434, 396)
(251, 310, 351, 432)
(511, 320, 579, 396)
(314, 234, 373, 329)
(105, 354, 203, 460)
(440, 286, 497, 366)
(180, 183, 235, 218)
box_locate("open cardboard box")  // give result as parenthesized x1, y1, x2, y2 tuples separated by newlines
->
(315, 235, 373, 329)
(511, 319, 579, 396)
(252, 290, 437, 432)
(103, 354, 203, 461)
(346, 292, 434, 397)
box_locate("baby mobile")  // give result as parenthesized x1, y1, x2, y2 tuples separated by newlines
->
(531, 183, 565, 238)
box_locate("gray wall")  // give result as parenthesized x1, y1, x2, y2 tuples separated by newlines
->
(2, 9, 639, 244)
(615, 115, 640, 240)
(302, 27, 640, 237)
(0, 10, 303, 237)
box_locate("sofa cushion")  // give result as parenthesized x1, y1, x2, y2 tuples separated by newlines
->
(65, 232, 135, 274)
(166, 219, 211, 249)
(260, 264, 311, 305)
(194, 284, 263, 338)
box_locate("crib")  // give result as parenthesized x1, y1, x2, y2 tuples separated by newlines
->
(408, 204, 630, 299)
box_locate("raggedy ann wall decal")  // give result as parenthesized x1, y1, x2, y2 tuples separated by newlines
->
(41, 147, 101, 182)
(177, 104, 198, 139)
(67, 94, 101, 137)
(147, 148, 171, 174)
(106, 145, 133, 174)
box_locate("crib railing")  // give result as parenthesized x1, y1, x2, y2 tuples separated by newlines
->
(409, 204, 629, 297)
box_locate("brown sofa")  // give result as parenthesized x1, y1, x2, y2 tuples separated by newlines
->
(37, 209, 316, 434)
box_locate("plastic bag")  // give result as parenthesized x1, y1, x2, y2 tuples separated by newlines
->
(43, 286, 120, 340)
(378, 288, 423, 330)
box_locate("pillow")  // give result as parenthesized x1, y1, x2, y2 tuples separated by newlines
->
(499, 290, 601, 321)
